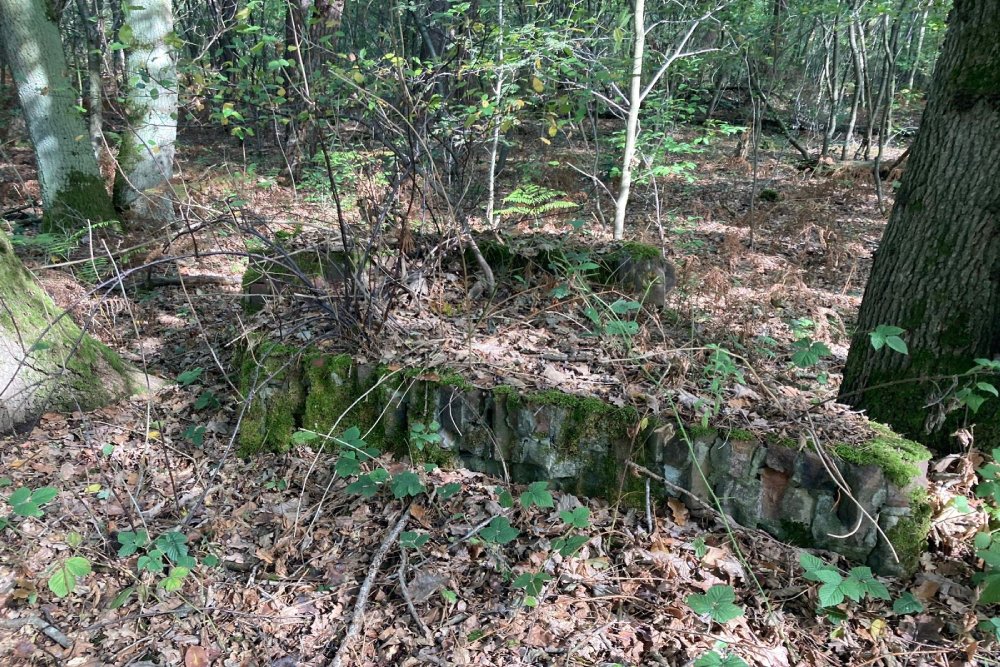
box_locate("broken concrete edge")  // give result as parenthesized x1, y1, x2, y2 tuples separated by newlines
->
(234, 345, 932, 575)
(239, 236, 675, 314)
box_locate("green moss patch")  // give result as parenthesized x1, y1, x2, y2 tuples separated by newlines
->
(832, 421, 931, 487)
(886, 489, 932, 575)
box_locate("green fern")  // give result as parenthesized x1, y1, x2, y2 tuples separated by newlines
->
(497, 184, 577, 220)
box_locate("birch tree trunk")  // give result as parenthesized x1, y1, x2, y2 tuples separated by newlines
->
(113, 0, 178, 219)
(0, 0, 116, 233)
(613, 0, 646, 241)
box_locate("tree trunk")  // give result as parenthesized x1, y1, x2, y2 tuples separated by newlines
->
(839, 0, 1000, 454)
(0, 0, 116, 233)
(0, 235, 133, 433)
(613, 0, 646, 241)
(113, 0, 178, 220)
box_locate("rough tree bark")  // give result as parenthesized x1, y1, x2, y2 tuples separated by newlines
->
(839, 0, 1000, 454)
(0, 235, 133, 433)
(0, 0, 116, 233)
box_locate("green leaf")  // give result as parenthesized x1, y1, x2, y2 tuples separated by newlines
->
(839, 576, 864, 602)
(818, 582, 845, 607)
(346, 474, 381, 498)
(605, 321, 639, 336)
(437, 482, 462, 500)
(291, 429, 319, 445)
(892, 592, 924, 614)
(390, 471, 425, 499)
(849, 567, 890, 600)
(117, 529, 149, 557)
(519, 481, 554, 509)
(799, 552, 831, 578)
(155, 531, 189, 563)
(110, 586, 135, 609)
(159, 566, 190, 592)
(48, 557, 91, 597)
(885, 336, 908, 355)
(137, 550, 165, 573)
(176, 367, 204, 386)
(791, 339, 831, 368)
(194, 391, 219, 411)
(400, 530, 429, 549)
(978, 617, 1000, 640)
(8, 486, 58, 517)
(335, 452, 361, 477)
(552, 534, 589, 557)
(609, 299, 641, 314)
(695, 651, 748, 667)
(686, 585, 744, 623)
(559, 506, 591, 529)
(977, 382, 999, 397)
(480, 517, 519, 545)
(979, 572, 1000, 605)
(497, 487, 515, 509)
(441, 589, 458, 603)
(513, 571, 552, 597)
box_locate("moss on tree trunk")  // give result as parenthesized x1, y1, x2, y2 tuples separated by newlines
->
(0, 236, 132, 431)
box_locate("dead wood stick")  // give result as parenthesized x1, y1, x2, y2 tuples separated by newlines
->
(398, 544, 432, 641)
(0, 615, 72, 648)
(327, 504, 412, 667)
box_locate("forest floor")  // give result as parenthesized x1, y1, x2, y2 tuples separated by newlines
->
(0, 126, 994, 666)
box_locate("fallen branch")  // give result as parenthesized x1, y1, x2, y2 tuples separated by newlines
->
(0, 615, 72, 648)
(398, 542, 432, 641)
(327, 504, 412, 667)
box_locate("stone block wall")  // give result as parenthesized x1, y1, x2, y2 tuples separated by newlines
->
(238, 350, 931, 575)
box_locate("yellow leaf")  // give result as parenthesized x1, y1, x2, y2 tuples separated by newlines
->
(86, 484, 101, 494)
(539, 137, 551, 145)
(148, 430, 160, 440)
(352, 72, 365, 84)
(277, 87, 286, 97)
(870, 618, 886, 640)
(531, 77, 544, 93)
(547, 124, 558, 137)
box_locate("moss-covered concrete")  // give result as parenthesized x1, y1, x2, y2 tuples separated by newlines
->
(237, 341, 306, 454)
(883, 489, 932, 575)
(832, 421, 931, 487)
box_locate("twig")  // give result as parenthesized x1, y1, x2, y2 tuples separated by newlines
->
(398, 544, 432, 641)
(449, 511, 507, 551)
(327, 504, 412, 667)
(0, 615, 72, 648)
(628, 460, 726, 518)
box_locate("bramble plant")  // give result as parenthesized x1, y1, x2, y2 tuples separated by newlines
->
(409, 420, 443, 452)
(694, 644, 748, 667)
(699, 345, 745, 426)
(869, 325, 909, 355)
(686, 585, 744, 624)
(4, 485, 58, 520)
(973, 447, 1000, 639)
(799, 552, 890, 608)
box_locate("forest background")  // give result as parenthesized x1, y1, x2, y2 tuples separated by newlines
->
(1, 0, 999, 665)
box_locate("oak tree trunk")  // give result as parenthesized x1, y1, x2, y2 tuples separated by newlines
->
(839, 0, 1000, 453)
